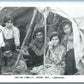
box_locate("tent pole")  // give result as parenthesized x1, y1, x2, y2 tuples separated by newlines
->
(12, 8, 37, 71)
(43, 7, 50, 75)
(43, 14, 47, 75)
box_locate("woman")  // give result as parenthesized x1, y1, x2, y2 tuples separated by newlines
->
(61, 21, 78, 75)
(43, 32, 66, 75)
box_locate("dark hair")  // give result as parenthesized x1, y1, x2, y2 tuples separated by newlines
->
(3, 16, 13, 24)
(33, 27, 44, 39)
(63, 21, 72, 29)
(58, 20, 72, 39)
(50, 32, 61, 42)
(61, 20, 72, 33)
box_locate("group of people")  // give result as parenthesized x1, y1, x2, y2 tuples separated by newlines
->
(27, 21, 77, 75)
(21, 13, 78, 75)
(44, 20, 77, 75)
(0, 12, 78, 75)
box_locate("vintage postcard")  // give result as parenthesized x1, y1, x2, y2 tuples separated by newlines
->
(0, 1, 84, 82)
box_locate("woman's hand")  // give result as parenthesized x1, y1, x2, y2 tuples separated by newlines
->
(48, 41, 53, 50)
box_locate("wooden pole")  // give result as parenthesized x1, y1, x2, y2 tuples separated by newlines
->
(43, 15, 47, 75)
(43, 7, 50, 75)
(12, 8, 37, 70)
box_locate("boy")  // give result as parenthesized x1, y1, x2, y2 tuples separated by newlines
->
(3, 16, 20, 66)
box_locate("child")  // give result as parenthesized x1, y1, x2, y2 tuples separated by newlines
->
(3, 16, 20, 66)
(61, 21, 77, 75)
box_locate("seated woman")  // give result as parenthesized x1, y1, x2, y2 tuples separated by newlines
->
(61, 20, 78, 75)
(44, 32, 66, 75)
(22, 27, 45, 69)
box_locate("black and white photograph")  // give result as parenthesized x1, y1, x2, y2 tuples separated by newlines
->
(0, 2, 84, 79)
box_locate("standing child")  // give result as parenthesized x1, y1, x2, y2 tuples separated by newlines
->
(3, 16, 20, 66)
(61, 21, 78, 75)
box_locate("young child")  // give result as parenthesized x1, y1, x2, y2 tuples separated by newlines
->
(61, 21, 77, 75)
(2, 16, 20, 66)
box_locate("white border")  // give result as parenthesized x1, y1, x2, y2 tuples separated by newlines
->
(0, 1, 84, 7)
(0, 1, 84, 82)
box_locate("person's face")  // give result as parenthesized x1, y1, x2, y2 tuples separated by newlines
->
(5, 20, 13, 29)
(36, 32, 43, 42)
(51, 36, 59, 47)
(63, 24, 72, 35)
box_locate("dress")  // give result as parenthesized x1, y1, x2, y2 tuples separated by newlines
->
(31, 44, 66, 75)
(62, 34, 77, 75)
(44, 45, 66, 75)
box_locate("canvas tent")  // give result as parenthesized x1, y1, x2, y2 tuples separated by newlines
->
(15, 7, 84, 71)
(38, 7, 84, 71)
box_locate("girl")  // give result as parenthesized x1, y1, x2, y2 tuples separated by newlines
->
(61, 21, 78, 75)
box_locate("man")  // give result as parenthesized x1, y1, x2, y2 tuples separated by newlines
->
(21, 27, 44, 69)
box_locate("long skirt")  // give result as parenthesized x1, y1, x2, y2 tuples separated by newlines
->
(64, 49, 78, 75)
(31, 65, 65, 75)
